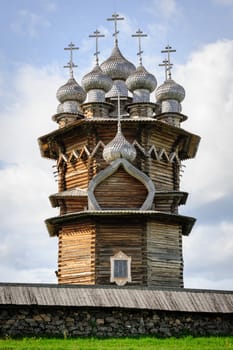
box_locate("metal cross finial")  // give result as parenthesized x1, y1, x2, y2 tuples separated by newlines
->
(132, 29, 147, 66)
(117, 93, 121, 132)
(89, 29, 105, 65)
(64, 42, 79, 78)
(107, 12, 124, 45)
(161, 45, 176, 79)
(159, 59, 173, 81)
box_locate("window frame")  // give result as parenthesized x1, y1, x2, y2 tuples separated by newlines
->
(110, 251, 132, 286)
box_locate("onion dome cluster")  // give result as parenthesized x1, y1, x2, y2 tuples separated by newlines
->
(103, 125, 137, 163)
(126, 65, 157, 102)
(100, 44, 136, 98)
(155, 79, 185, 114)
(82, 64, 113, 102)
(56, 77, 86, 114)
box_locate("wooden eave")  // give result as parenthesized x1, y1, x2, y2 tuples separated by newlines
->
(38, 118, 200, 161)
(155, 191, 188, 205)
(1, 283, 232, 314)
(49, 188, 88, 207)
(45, 210, 196, 237)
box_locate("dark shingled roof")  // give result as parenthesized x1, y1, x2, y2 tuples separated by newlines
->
(0, 284, 232, 314)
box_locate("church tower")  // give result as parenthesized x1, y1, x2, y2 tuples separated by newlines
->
(38, 13, 200, 288)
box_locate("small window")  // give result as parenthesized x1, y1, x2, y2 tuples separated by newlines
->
(114, 260, 128, 278)
(110, 251, 131, 286)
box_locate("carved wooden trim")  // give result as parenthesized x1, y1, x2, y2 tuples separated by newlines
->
(88, 158, 155, 211)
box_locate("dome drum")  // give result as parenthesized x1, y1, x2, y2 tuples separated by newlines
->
(161, 99, 182, 113)
(87, 89, 106, 103)
(52, 113, 82, 128)
(57, 103, 64, 114)
(127, 102, 157, 119)
(63, 100, 80, 113)
(132, 89, 151, 103)
(106, 80, 129, 98)
(81, 101, 114, 118)
(156, 112, 187, 127)
(107, 97, 132, 118)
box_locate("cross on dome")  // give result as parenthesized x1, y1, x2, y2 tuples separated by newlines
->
(89, 29, 105, 65)
(117, 93, 122, 132)
(159, 59, 173, 81)
(132, 29, 147, 66)
(107, 12, 124, 44)
(161, 45, 176, 80)
(64, 42, 79, 78)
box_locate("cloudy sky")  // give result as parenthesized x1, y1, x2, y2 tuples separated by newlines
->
(0, 0, 232, 290)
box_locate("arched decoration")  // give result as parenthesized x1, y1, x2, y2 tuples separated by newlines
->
(88, 158, 155, 211)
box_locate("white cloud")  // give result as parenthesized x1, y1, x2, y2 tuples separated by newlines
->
(0, 266, 57, 284)
(176, 40, 233, 290)
(0, 63, 62, 283)
(184, 222, 233, 286)
(176, 39, 233, 207)
(11, 9, 51, 38)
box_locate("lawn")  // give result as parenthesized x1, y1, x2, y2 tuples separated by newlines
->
(0, 336, 232, 349)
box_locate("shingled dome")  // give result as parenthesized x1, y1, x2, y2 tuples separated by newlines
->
(155, 79, 185, 103)
(56, 77, 86, 104)
(126, 65, 157, 93)
(82, 64, 113, 93)
(100, 43, 136, 81)
(103, 126, 137, 163)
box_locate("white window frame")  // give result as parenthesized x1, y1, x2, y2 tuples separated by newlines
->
(110, 251, 132, 286)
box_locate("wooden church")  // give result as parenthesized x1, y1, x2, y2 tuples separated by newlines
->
(38, 13, 200, 288)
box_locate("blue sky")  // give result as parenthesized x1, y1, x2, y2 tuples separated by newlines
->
(0, 0, 233, 290)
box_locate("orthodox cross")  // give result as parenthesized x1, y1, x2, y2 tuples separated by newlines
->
(110, 93, 127, 132)
(159, 59, 173, 81)
(64, 42, 79, 78)
(89, 29, 105, 65)
(107, 12, 124, 44)
(161, 45, 176, 79)
(132, 29, 147, 66)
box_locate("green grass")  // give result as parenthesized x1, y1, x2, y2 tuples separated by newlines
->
(0, 336, 233, 350)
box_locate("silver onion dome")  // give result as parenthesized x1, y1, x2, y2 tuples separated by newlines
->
(56, 77, 86, 104)
(82, 64, 113, 93)
(100, 44, 136, 81)
(155, 79, 185, 103)
(126, 65, 157, 92)
(103, 126, 137, 163)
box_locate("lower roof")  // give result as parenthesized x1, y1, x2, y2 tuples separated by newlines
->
(0, 283, 232, 314)
(45, 210, 196, 237)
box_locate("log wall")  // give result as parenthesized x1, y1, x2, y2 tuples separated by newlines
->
(58, 221, 96, 284)
(94, 166, 148, 209)
(153, 198, 174, 213)
(60, 197, 88, 215)
(95, 217, 147, 285)
(146, 221, 183, 288)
